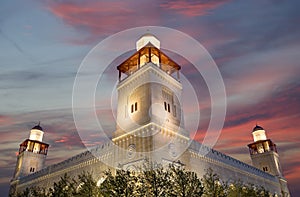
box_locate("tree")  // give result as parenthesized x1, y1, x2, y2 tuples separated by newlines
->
(99, 162, 203, 197)
(223, 180, 272, 197)
(202, 168, 226, 197)
(137, 163, 170, 197)
(16, 187, 30, 197)
(256, 186, 271, 197)
(49, 173, 76, 197)
(30, 186, 48, 197)
(169, 164, 203, 197)
(16, 186, 48, 197)
(99, 169, 137, 197)
(74, 171, 100, 197)
(243, 183, 263, 197)
(225, 180, 251, 197)
(99, 170, 115, 197)
(14, 165, 273, 197)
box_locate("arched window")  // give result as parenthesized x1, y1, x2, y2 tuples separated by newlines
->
(263, 166, 268, 172)
(131, 102, 138, 113)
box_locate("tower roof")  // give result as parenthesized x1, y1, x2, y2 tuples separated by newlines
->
(32, 123, 43, 131)
(117, 43, 180, 75)
(136, 33, 160, 50)
(252, 125, 264, 132)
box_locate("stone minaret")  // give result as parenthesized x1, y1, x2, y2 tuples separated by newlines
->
(112, 34, 189, 170)
(10, 124, 49, 195)
(248, 125, 290, 196)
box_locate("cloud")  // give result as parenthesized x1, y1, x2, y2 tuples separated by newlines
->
(0, 115, 13, 126)
(225, 81, 300, 128)
(193, 80, 300, 149)
(47, 1, 132, 33)
(160, 0, 229, 17)
(45, 0, 162, 44)
(160, 0, 230, 17)
(44, 0, 231, 45)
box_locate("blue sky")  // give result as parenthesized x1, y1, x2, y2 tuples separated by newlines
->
(1, 0, 300, 196)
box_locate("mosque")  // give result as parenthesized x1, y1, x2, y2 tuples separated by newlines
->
(10, 34, 290, 196)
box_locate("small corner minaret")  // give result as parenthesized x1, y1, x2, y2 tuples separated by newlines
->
(248, 125, 282, 176)
(248, 125, 290, 196)
(12, 123, 49, 179)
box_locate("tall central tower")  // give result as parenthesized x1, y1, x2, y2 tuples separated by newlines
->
(112, 34, 189, 170)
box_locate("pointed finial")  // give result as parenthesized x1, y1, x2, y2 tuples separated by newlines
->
(38, 121, 40, 126)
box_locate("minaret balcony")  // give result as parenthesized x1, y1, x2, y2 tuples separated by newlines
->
(248, 139, 277, 155)
(18, 139, 49, 155)
(117, 44, 181, 82)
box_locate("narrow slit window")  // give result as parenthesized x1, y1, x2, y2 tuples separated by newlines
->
(263, 167, 268, 172)
(167, 104, 170, 113)
(164, 102, 167, 111)
(131, 104, 134, 113)
(135, 102, 137, 111)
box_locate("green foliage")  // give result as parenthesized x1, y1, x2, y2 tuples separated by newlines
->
(169, 164, 203, 197)
(224, 181, 273, 197)
(98, 170, 115, 197)
(74, 171, 100, 197)
(99, 169, 137, 197)
(99, 162, 203, 197)
(49, 173, 76, 197)
(137, 163, 170, 196)
(30, 187, 48, 197)
(16, 165, 273, 197)
(16, 187, 30, 197)
(202, 168, 226, 197)
(16, 186, 48, 197)
(226, 181, 255, 197)
(256, 186, 271, 197)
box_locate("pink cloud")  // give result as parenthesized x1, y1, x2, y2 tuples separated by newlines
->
(47, 1, 132, 33)
(45, 1, 162, 44)
(0, 115, 13, 126)
(44, 0, 232, 46)
(284, 159, 300, 180)
(160, 0, 231, 17)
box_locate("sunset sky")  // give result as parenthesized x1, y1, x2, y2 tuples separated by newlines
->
(1, 0, 300, 196)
